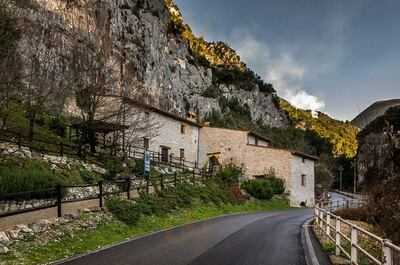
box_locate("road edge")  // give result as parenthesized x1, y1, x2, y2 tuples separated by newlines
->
(302, 217, 332, 265)
(51, 209, 293, 265)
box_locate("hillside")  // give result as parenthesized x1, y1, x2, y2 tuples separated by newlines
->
(352, 99, 400, 129)
(0, 0, 288, 129)
(0, 0, 359, 162)
(280, 100, 358, 158)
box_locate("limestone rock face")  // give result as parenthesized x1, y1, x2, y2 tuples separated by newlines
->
(13, 0, 289, 128)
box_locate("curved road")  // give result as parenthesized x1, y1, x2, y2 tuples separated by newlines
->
(57, 209, 313, 265)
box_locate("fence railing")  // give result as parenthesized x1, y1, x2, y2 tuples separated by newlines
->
(0, 129, 203, 174)
(318, 198, 366, 212)
(315, 204, 400, 265)
(0, 171, 212, 219)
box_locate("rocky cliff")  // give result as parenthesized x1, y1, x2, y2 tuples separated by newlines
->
(8, 0, 288, 128)
(352, 99, 400, 129)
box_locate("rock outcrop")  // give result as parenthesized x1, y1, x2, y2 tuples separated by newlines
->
(10, 0, 289, 128)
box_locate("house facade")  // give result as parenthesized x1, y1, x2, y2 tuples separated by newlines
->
(198, 127, 317, 207)
(124, 100, 201, 164)
(69, 96, 317, 207)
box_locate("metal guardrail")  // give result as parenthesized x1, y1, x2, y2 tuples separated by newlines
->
(315, 203, 400, 265)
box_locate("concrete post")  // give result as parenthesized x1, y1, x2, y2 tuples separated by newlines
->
(335, 218, 341, 256)
(326, 214, 331, 237)
(319, 211, 324, 230)
(351, 227, 358, 264)
(383, 240, 393, 265)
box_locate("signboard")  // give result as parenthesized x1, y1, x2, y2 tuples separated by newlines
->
(144, 151, 151, 175)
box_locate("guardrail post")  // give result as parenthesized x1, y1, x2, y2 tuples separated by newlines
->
(383, 240, 393, 265)
(336, 218, 341, 256)
(98, 181, 103, 209)
(60, 142, 64, 156)
(56, 185, 62, 218)
(174, 172, 177, 187)
(319, 211, 324, 230)
(146, 175, 149, 194)
(315, 208, 319, 226)
(326, 214, 331, 236)
(126, 178, 131, 199)
(160, 174, 164, 190)
(351, 227, 358, 264)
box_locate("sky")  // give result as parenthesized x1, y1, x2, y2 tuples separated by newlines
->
(175, 0, 400, 121)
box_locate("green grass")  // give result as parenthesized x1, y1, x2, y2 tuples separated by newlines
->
(2, 198, 290, 265)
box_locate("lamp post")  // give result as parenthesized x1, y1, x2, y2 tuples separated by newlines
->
(338, 165, 344, 191)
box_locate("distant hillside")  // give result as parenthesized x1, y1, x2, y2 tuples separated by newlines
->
(352, 99, 400, 129)
(280, 100, 358, 158)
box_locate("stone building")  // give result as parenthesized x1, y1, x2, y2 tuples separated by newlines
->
(124, 100, 202, 164)
(198, 127, 318, 207)
(71, 96, 317, 207)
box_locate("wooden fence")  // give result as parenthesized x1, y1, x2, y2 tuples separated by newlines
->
(315, 202, 400, 265)
(0, 171, 211, 219)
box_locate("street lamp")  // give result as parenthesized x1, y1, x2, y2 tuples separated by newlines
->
(338, 165, 344, 191)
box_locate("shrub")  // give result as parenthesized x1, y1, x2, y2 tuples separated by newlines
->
(241, 179, 273, 200)
(335, 207, 370, 223)
(266, 177, 285, 195)
(104, 158, 124, 180)
(0, 158, 80, 196)
(214, 165, 242, 186)
(105, 197, 140, 225)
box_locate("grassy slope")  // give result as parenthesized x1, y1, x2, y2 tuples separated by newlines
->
(280, 99, 358, 158)
(2, 199, 290, 265)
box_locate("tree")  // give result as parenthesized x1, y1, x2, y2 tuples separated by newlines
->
(0, 0, 22, 129)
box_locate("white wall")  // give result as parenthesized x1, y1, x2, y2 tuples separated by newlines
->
(289, 156, 315, 207)
(126, 106, 200, 163)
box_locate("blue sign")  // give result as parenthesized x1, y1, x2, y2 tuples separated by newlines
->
(144, 151, 151, 175)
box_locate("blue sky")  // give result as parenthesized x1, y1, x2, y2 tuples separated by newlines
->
(175, 0, 400, 121)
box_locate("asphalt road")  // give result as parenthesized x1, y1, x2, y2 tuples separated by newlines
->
(57, 209, 313, 265)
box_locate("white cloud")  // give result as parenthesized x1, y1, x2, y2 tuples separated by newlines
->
(231, 33, 326, 112)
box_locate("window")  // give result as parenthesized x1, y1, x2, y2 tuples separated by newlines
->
(301, 174, 306, 186)
(181, 124, 186, 134)
(161, 146, 170, 163)
(180, 148, 185, 160)
(143, 138, 149, 150)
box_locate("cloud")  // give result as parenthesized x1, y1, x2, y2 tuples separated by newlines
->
(232, 33, 325, 112)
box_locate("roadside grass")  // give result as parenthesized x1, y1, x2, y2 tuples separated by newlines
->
(2, 198, 290, 265)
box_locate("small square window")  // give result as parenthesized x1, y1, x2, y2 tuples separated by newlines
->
(301, 174, 306, 186)
(181, 124, 186, 134)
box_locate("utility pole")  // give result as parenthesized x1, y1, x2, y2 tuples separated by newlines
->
(338, 165, 344, 191)
(352, 157, 357, 194)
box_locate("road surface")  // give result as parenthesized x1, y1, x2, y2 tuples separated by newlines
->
(57, 209, 314, 265)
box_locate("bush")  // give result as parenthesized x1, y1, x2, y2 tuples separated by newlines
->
(105, 197, 140, 225)
(335, 207, 370, 223)
(266, 177, 285, 195)
(214, 165, 242, 186)
(241, 179, 273, 200)
(104, 158, 124, 180)
(0, 158, 80, 195)
(106, 178, 241, 225)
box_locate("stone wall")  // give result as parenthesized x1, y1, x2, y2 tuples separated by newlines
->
(198, 127, 315, 207)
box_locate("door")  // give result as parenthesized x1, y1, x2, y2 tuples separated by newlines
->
(161, 146, 169, 163)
